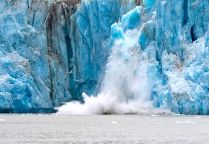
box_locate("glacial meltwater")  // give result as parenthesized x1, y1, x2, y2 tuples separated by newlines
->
(0, 115, 209, 144)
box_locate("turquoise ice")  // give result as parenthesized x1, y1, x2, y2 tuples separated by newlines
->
(1, 0, 209, 114)
(0, 0, 134, 112)
(106, 0, 209, 114)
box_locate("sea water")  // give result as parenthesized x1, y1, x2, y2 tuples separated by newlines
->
(0, 115, 209, 144)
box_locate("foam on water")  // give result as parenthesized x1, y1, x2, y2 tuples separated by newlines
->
(0, 119, 6, 122)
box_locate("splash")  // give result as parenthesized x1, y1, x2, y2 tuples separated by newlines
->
(58, 26, 163, 115)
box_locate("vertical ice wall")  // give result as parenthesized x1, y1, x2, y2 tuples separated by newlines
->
(0, 0, 134, 112)
(58, 0, 159, 115)
(0, 0, 55, 112)
(132, 0, 209, 114)
(0, 0, 81, 112)
(156, 0, 209, 114)
(59, 0, 209, 115)
(67, 0, 135, 100)
(1, 0, 209, 114)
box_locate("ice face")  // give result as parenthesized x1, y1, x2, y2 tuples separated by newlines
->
(58, 0, 209, 115)
(143, 0, 156, 8)
(68, 0, 135, 100)
(1, 0, 209, 114)
(0, 0, 54, 112)
(0, 0, 134, 112)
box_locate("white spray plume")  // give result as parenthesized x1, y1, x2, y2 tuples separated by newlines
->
(58, 29, 167, 115)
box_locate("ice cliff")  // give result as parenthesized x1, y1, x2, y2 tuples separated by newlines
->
(0, 0, 79, 112)
(0, 0, 134, 112)
(59, 0, 209, 115)
(1, 0, 209, 114)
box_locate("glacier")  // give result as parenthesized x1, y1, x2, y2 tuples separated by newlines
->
(58, 0, 209, 115)
(0, 0, 209, 114)
(0, 0, 134, 112)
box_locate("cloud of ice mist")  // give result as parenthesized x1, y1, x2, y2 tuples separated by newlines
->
(58, 30, 166, 115)
(58, 92, 153, 115)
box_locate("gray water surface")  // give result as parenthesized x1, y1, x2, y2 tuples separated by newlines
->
(0, 114, 209, 144)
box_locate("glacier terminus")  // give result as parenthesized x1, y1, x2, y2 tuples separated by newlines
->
(0, 0, 209, 115)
